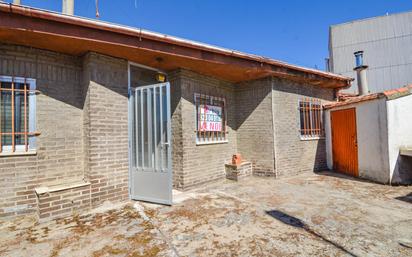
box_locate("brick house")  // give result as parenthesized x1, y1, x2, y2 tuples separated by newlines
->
(0, 3, 351, 220)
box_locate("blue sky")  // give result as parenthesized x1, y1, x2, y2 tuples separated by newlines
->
(4, 0, 412, 70)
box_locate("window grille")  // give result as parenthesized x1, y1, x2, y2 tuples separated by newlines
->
(299, 98, 324, 138)
(194, 93, 227, 144)
(0, 76, 38, 153)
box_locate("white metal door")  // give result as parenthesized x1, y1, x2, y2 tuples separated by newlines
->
(129, 82, 172, 205)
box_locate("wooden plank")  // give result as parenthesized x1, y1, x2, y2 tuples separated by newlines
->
(331, 108, 358, 177)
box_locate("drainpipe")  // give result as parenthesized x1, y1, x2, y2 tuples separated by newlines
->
(325, 58, 331, 72)
(13, 0, 21, 4)
(353, 51, 369, 95)
(62, 0, 74, 15)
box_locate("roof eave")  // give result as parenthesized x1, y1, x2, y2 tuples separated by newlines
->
(0, 2, 352, 87)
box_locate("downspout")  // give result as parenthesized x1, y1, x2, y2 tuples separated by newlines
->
(271, 77, 278, 178)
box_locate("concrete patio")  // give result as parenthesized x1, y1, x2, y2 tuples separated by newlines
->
(1, 172, 411, 257)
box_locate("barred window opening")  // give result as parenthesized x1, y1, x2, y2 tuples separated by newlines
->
(299, 98, 324, 138)
(194, 93, 227, 144)
(0, 76, 37, 153)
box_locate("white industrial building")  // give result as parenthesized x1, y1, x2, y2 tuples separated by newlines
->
(328, 10, 412, 94)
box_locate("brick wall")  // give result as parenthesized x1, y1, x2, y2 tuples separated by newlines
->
(82, 52, 129, 207)
(0, 45, 130, 220)
(171, 71, 334, 186)
(36, 183, 91, 220)
(272, 77, 334, 177)
(0, 44, 84, 218)
(175, 70, 237, 189)
(0, 43, 338, 219)
(235, 78, 275, 175)
(168, 71, 184, 189)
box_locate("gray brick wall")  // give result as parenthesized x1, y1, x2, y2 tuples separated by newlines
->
(0, 43, 338, 220)
(82, 52, 129, 207)
(0, 45, 130, 219)
(235, 78, 275, 175)
(0, 44, 84, 218)
(171, 71, 333, 186)
(169, 70, 274, 189)
(173, 69, 237, 189)
(168, 71, 184, 189)
(272, 77, 334, 177)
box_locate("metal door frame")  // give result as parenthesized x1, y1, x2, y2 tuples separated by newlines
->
(127, 62, 173, 205)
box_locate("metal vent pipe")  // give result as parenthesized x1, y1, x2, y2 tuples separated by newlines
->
(62, 0, 74, 15)
(353, 51, 369, 95)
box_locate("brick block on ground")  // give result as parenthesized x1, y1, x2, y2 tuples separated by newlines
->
(225, 162, 252, 181)
(35, 182, 91, 221)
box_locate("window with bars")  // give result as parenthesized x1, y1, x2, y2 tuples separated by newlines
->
(0, 76, 37, 154)
(299, 98, 324, 139)
(194, 93, 227, 144)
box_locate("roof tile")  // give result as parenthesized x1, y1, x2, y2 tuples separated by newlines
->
(325, 84, 412, 109)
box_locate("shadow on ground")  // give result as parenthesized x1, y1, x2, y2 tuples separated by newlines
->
(266, 210, 358, 257)
(1, 172, 411, 256)
(396, 192, 412, 204)
(316, 170, 380, 185)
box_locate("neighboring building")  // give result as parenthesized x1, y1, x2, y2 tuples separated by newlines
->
(0, 3, 351, 220)
(328, 10, 412, 94)
(324, 85, 412, 185)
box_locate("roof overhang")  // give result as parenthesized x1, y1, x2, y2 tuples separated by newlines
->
(0, 3, 352, 88)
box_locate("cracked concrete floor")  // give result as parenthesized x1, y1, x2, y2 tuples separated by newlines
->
(0, 171, 411, 257)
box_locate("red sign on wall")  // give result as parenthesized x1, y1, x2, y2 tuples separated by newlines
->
(198, 104, 222, 131)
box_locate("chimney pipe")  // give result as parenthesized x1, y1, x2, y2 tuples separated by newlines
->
(13, 0, 21, 4)
(353, 51, 369, 95)
(62, 0, 74, 15)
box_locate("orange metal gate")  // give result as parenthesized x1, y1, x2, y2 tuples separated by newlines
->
(331, 108, 358, 177)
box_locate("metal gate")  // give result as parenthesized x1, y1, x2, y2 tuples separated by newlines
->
(129, 82, 172, 205)
(331, 108, 359, 177)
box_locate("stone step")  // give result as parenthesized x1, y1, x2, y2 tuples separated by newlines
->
(400, 148, 412, 157)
